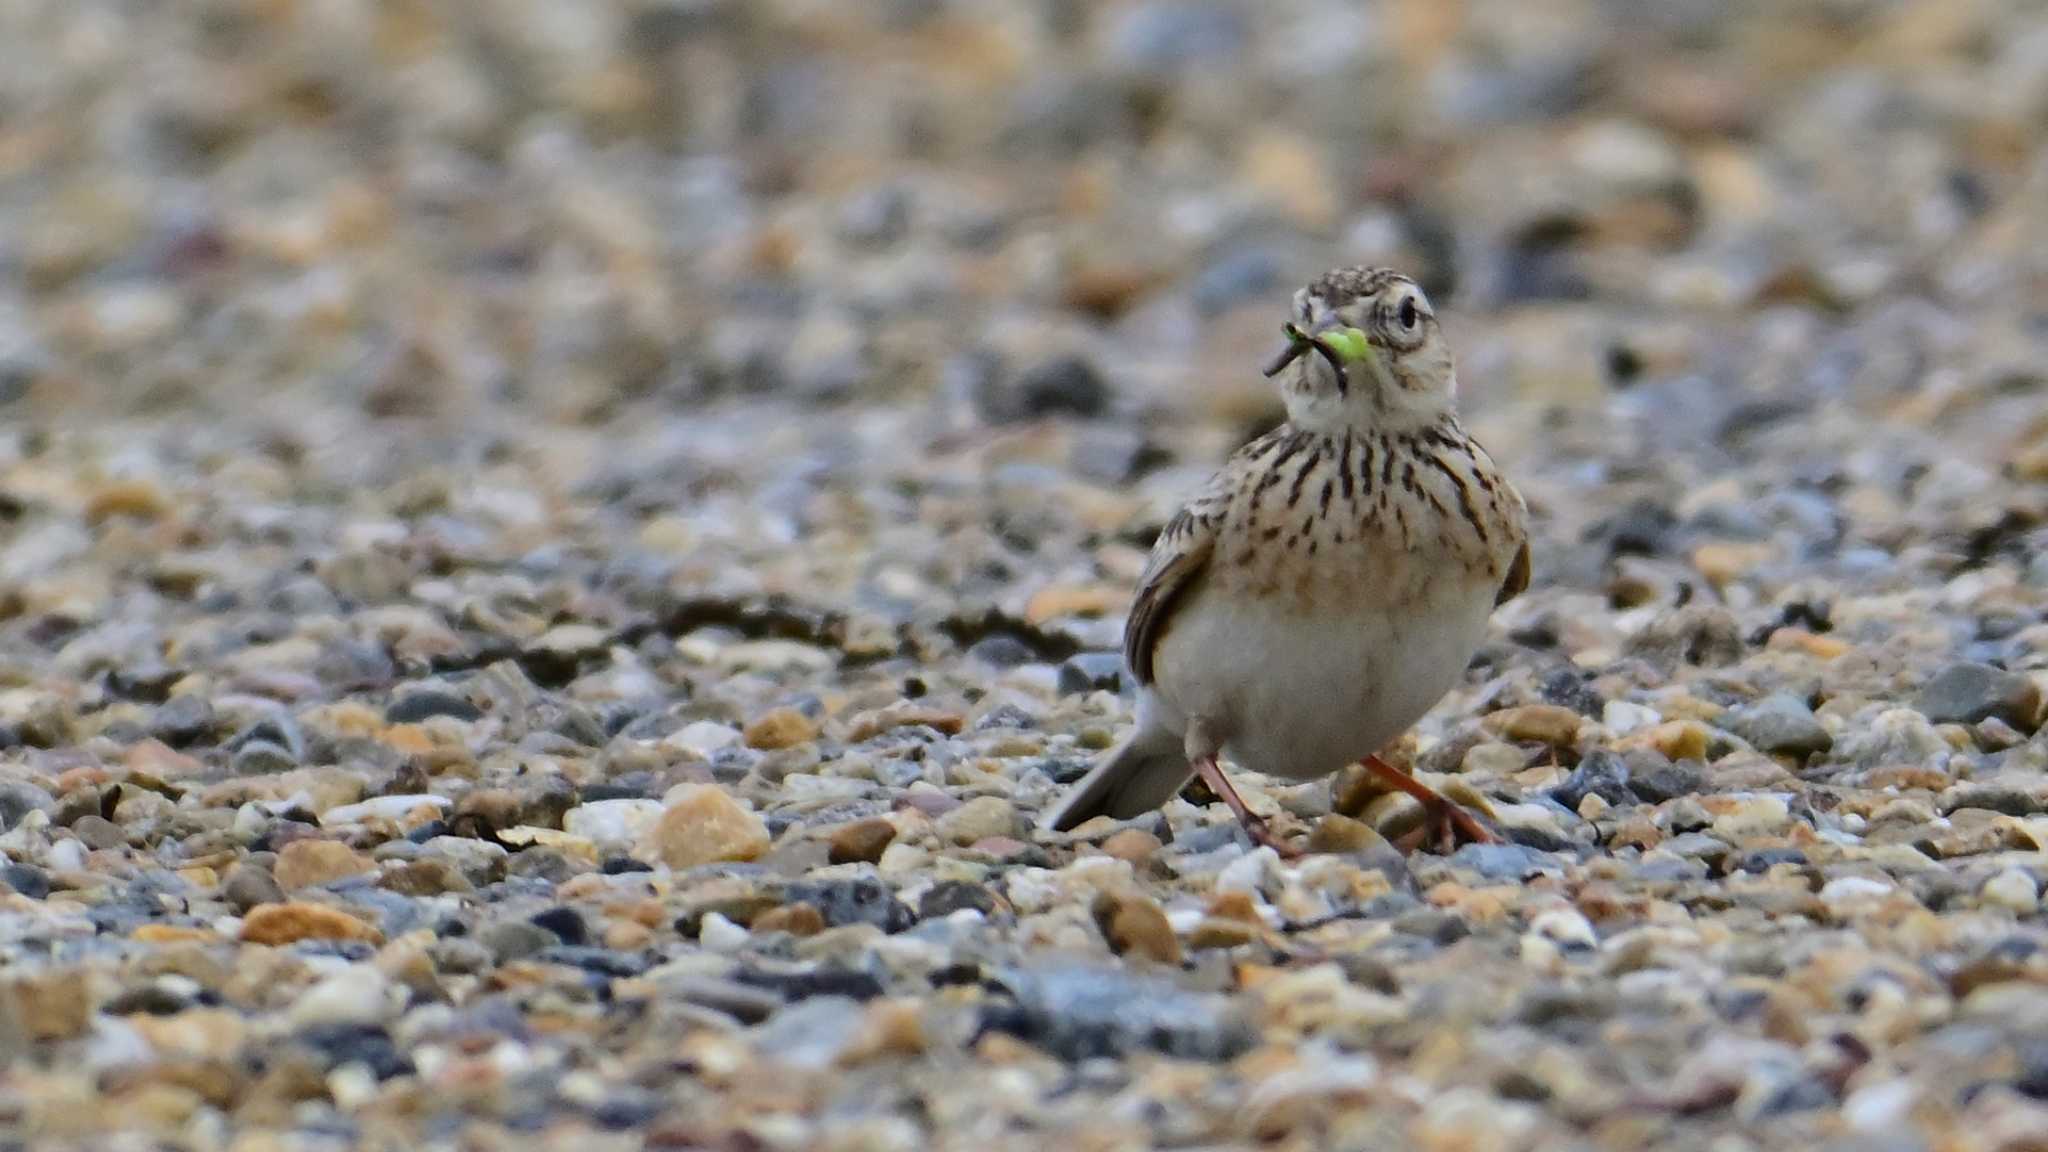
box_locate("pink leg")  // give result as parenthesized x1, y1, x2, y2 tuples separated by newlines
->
(1190, 755, 1301, 858)
(1361, 754, 1498, 855)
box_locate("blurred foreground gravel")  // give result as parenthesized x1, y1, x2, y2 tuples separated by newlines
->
(2, 2, 2047, 1149)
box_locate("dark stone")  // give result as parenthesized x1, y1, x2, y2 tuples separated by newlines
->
(0, 781, 54, 831)
(149, 693, 215, 745)
(782, 877, 915, 933)
(967, 635, 1040, 668)
(529, 906, 588, 946)
(982, 964, 1253, 1061)
(1728, 847, 1809, 873)
(297, 1023, 415, 1080)
(1538, 666, 1606, 715)
(1, 863, 49, 899)
(1033, 756, 1094, 784)
(534, 946, 649, 978)
(1585, 498, 1676, 559)
(1057, 652, 1124, 695)
(231, 740, 301, 775)
(1629, 754, 1709, 803)
(227, 714, 306, 761)
(1549, 751, 1636, 810)
(601, 856, 654, 875)
(978, 355, 1111, 423)
(734, 963, 887, 1002)
(103, 985, 194, 1016)
(918, 880, 1001, 921)
(386, 690, 484, 724)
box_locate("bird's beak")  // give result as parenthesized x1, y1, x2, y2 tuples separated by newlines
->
(1262, 316, 1365, 380)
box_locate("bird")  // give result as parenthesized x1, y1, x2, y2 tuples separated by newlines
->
(1042, 266, 1530, 856)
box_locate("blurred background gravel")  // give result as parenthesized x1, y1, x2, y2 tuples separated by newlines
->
(1, 2, 2047, 1150)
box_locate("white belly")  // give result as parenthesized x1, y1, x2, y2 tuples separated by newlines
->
(1143, 579, 1496, 781)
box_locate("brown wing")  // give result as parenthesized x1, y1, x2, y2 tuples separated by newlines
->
(1122, 450, 1253, 685)
(1495, 538, 1531, 606)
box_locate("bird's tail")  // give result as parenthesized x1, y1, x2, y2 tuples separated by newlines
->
(1041, 732, 1192, 832)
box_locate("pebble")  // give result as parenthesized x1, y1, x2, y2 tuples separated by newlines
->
(240, 903, 382, 946)
(828, 818, 898, 865)
(640, 785, 771, 868)
(1722, 694, 1833, 758)
(933, 796, 1022, 846)
(1981, 869, 2041, 914)
(1917, 662, 2042, 731)
(273, 839, 375, 890)
(1091, 891, 1182, 964)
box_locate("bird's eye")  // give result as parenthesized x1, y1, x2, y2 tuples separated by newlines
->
(1398, 295, 1420, 330)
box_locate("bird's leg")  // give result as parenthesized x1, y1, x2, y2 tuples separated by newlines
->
(1190, 755, 1301, 859)
(1360, 754, 1497, 854)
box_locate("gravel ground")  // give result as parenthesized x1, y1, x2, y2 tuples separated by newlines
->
(2, 1, 2048, 1149)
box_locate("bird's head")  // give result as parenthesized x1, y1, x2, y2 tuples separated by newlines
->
(1262, 267, 1457, 434)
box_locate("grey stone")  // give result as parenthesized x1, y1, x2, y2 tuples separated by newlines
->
(1917, 662, 2041, 730)
(1549, 750, 1636, 809)
(1723, 694, 1833, 757)
(987, 964, 1254, 1061)
(1057, 652, 1123, 695)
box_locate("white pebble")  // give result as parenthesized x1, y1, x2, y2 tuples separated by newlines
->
(1818, 876, 1894, 906)
(1980, 869, 2041, 913)
(1843, 1079, 1915, 1133)
(321, 794, 452, 826)
(698, 912, 750, 953)
(1602, 700, 1662, 734)
(289, 967, 401, 1029)
(1527, 907, 1598, 950)
(664, 720, 742, 759)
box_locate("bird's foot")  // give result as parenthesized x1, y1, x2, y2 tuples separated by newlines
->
(1361, 754, 1498, 856)
(1190, 755, 1302, 859)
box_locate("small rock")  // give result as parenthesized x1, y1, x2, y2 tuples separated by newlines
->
(640, 785, 770, 868)
(384, 690, 482, 724)
(752, 903, 827, 937)
(784, 877, 914, 932)
(828, 818, 898, 865)
(1549, 751, 1636, 810)
(744, 707, 819, 750)
(0, 781, 55, 830)
(72, 815, 126, 851)
(666, 721, 743, 759)
(1306, 813, 1388, 854)
(529, 907, 588, 946)
(321, 795, 451, 827)
(1981, 869, 2041, 914)
(1629, 754, 1708, 802)
(1091, 891, 1182, 964)
(1098, 828, 1162, 865)
(480, 920, 556, 965)
(288, 967, 400, 1030)
(564, 799, 665, 852)
(919, 880, 1002, 920)
(1485, 704, 1583, 747)
(221, 864, 287, 912)
(1057, 653, 1124, 695)
(1722, 694, 1833, 758)
(935, 796, 1022, 846)
(1, 863, 49, 899)
(986, 964, 1252, 1061)
(975, 355, 1110, 423)
(240, 903, 383, 946)
(1917, 662, 2041, 731)
(275, 839, 376, 890)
